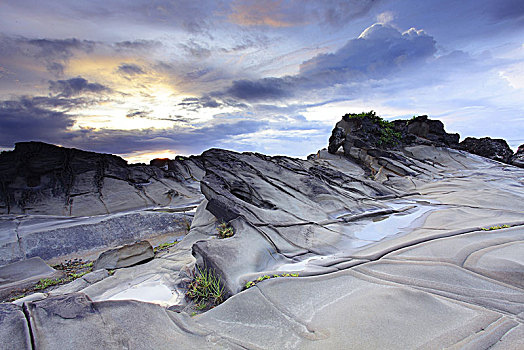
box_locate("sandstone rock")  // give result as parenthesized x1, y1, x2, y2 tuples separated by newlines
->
(327, 112, 460, 156)
(459, 137, 514, 163)
(0, 257, 61, 299)
(1, 117, 523, 349)
(0, 141, 203, 216)
(0, 209, 193, 265)
(24, 293, 211, 349)
(0, 303, 31, 349)
(93, 240, 154, 270)
(510, 144, 524, 168)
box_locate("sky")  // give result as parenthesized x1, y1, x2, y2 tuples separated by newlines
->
(1, 0, 523, 163)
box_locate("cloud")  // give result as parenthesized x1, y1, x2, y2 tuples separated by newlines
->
(49, 77, 111, 98)
(215, 23, 436, 102)
(223, 77, 295, 101)
(0, 94, 269, 156)
(178, 96, 247, 112)
(227, 0, 380, 28)
(179, 40, 211, 58)
(0, 97, 75, 146)
(299, 24, 435, 79)
(114, 40, 161, 50)
(117, 63, 145, 75)
(0, 35, 96, 76)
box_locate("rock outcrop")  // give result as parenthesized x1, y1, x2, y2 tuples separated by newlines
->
(327, 112, 521, 167)
(459, 137, 514, 163)
(510, 144, 524, 168)
(0, 114, 523, 349)
(0, 142, 204, 216)
(0, 208, 194, 265)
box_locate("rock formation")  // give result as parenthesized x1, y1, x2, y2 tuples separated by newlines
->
(0, 114, 523, 349)
(0, 141, 204, 216)
(511, 144, 524, 168)
(459, 137, 514, 163)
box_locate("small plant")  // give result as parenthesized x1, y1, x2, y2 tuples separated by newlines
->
(244, 272, 299, 289)
(195, 302, 208, 310)
(186, 265, 226, 309)
(69, 271, 89, 279)
(154, 241, 179, 253)
(34, 278, 64, 290)
(9, 294, 26, 302)
(217, 222, 234, 239)
(481, 224, 510, 231)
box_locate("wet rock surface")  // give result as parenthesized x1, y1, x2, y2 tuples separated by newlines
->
(0, 115, 523, 349)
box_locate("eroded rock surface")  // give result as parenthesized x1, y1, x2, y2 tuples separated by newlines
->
(0, 142, 203, 216)
(459, 136, 514, 163)
(93, 241, 154, 271)
(511, 144, 524, 168)
(0, 209, 194, 265)
(1, 115, 523, 349)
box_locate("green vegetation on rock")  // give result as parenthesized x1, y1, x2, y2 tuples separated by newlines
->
(481, 224, 510, 231)
(244, 272, 299, 289)
(153, 241, 179, 253)
(217, 222, 234, 238)
(186, 265, 226, 310)
(343, 110, 401, 146)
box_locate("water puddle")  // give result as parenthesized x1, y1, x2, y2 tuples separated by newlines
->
(275, 199, 441, 272)
(106, 281, 178, 305)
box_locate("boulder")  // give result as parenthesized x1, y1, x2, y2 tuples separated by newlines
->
(510, 144, 524, 168)
(93, 240, 154, 270)
(459, 137, 514, 163)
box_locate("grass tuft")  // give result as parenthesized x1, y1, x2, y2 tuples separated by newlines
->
(217, 222, 234, 239)
(186, 265, 226, 310)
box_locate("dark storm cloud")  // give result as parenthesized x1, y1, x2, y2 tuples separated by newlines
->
(49, 77, 111, 98)
(0, 94, 268, 155)
(224, 77, 295, 101)
(219, 24, 436, 101)
(0, 98, 75, 146)
(117, 63, 145, 76)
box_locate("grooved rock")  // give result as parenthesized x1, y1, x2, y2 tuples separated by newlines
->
(0, 303, 32, 349)
(510, 144, 524, 168)
(0, 141, 204, 216)
(0, 257, 61, 299)
(0, 209, 193, 265)
(459, 137, 514, 163)
(93, 240, 154, 270)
